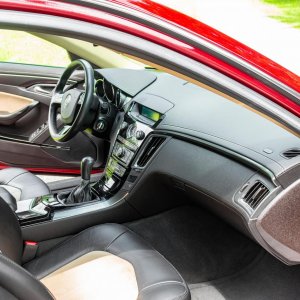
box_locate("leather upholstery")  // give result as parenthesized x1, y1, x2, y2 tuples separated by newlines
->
(0, 186, 17, 211)
(0, 197, 23, 264)
(41, 251, 139, 300)
(0, 168, 50, 204)
(0, 255, 53, 300)
(25, 224, 190, 300)
(0, 196, 190, 299)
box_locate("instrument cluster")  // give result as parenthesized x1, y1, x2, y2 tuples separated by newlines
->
(95, 76, 128, 109)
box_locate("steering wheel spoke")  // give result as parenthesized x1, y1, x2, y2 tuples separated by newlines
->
(78, 92, 85, 105)
(51, 93, 63, 105)
(59, 125, 71, 136)
(48, 59, 96, 143)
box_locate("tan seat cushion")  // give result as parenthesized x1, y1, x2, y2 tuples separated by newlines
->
(41, 251, 138, 300)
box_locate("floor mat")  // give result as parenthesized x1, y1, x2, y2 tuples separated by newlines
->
(190, 252, 300, 300)
(127, 206, 261, 284)
(127, 206, 300, 299)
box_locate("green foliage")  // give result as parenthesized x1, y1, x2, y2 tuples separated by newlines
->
(0, 30, 71, 67)
(263, 0, 300, 28)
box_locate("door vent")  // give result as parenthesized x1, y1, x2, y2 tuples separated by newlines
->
(243, 181, 269, 209)
(282, 148, 300, 159)
(136, 136, 166, 167)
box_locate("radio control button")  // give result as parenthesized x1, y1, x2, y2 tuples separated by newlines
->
(116, 147, 126, 158)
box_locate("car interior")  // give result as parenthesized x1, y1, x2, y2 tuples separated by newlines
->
(0, 28, 299, 300)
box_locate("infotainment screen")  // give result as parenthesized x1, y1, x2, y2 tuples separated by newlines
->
(140, 106, 161, 122)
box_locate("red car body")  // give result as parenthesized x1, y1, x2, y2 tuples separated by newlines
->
(0, 0, 299, 118)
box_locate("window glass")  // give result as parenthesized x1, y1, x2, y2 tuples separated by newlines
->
(0, 30, 71, 67)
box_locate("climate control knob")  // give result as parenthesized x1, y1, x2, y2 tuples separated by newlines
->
(135, 130, 145, 140)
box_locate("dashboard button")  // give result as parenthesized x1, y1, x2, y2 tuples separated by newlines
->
(116, 147, 126, 158)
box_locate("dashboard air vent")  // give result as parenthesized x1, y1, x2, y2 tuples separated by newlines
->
(243, 181, 269, 209)
(136, 136, 166, 167)
(282, 148, 300, 159)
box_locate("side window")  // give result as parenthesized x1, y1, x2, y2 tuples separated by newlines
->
(0, 30, 71, 67)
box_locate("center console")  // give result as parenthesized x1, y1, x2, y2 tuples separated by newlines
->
(94, 116, 153, 196)
(16, 100, 164, 227)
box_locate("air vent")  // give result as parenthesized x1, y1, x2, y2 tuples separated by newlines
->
(136, 136, 166, 167)
(243, 181, 269, 209)
(282, 148, 300, 159)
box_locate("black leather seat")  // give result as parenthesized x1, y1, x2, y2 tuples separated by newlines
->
(0, 197, 190, 300)
(0, 168, 50, 210)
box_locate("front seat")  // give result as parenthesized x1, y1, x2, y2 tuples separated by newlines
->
(0, 198, 190, 300)
(0, 167, 50, 210)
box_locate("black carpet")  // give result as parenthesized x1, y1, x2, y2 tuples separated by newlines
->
(127, 206, 300, 299)
(127, 206, 261, 284)
(189, 252, 300, 300)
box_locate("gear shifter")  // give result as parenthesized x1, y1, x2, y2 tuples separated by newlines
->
(81, 156, 94, 181)
(65, 156, 95, 204)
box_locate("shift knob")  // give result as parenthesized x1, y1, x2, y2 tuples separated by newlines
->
(81, 156, 95, 181)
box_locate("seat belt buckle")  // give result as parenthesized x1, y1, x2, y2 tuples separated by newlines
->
(22, 241, 38, 264)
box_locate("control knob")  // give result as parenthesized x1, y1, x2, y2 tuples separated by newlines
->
(136, 130, 145, 140)
(95, 119, 107, 132)
(121, 121, 128, 131)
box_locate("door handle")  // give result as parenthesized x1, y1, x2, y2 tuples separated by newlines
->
(31, 84, 56, 95)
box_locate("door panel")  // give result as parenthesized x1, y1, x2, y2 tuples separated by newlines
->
(0, 92, 38, 125)
(0, 62, 105, 174)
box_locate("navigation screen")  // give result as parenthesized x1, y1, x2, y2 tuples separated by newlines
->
(141, 106, 161, 122)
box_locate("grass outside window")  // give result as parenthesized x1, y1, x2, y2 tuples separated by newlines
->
(0, 30, 71, 67)
(262, 0, 300, 28)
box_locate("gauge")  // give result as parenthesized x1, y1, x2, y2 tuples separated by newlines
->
(95, 79, 105, 98)
(103, 79, 115, 103)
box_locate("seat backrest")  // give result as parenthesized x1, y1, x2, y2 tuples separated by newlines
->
(0, 197, 54, 299)
(0, 197, 23, 264)
(0, 255, 54, 300)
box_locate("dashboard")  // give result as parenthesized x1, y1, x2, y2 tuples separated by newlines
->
(93, 68, 300, 266)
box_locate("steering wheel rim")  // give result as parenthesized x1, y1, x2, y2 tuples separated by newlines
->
(48, 59, 95, 142)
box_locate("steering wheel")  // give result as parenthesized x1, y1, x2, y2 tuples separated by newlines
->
(49, 59, 97, 142)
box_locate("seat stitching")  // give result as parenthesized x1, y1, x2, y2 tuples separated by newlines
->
(24, 226, 128, 270)
(177, 289, 189, 300)
(0, 184, 22, 192)
(105, 229, 128, 251)
(6, 171, 28, 185)
(140, 281, 189, 300)
(124, 226, 186, 284)
(140, 281, 185, 293)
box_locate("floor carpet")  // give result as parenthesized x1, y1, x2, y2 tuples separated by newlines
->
(127, 206, 300, 299)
